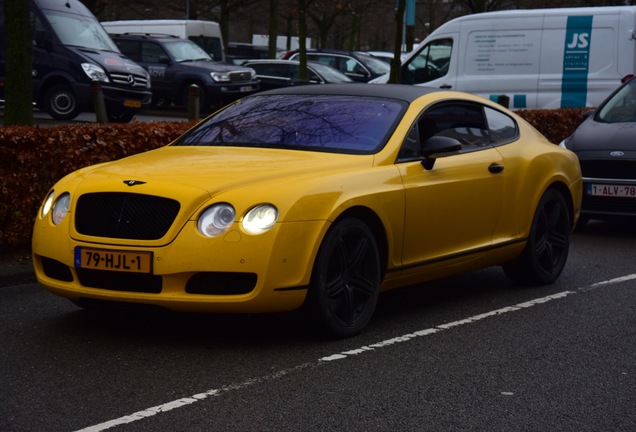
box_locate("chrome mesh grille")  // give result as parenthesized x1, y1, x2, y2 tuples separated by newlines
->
(75, 193, 180, 240)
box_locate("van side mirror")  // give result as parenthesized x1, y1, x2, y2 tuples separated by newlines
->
(421, 136, 462, 170)
(34, 29, 53, 51)
(158, 55, 171, 64)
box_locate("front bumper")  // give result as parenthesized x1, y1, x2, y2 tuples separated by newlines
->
(32, 218, 327, 313)
(581, 177, 636, 218)
(72, 82, 152, 112)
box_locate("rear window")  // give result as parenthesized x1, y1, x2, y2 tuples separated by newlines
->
(173, 94, 406, 154)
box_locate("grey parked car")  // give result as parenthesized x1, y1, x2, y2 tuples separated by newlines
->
(560, 76, 636, 223)
(244, 60, 352, 91)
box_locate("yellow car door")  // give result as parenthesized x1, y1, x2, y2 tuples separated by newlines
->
(397, 102, 505, 271)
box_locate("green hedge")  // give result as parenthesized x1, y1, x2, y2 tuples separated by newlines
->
(0, 108, 589, 249)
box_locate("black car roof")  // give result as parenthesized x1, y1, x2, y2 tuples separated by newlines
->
(257, 83, 440, 103)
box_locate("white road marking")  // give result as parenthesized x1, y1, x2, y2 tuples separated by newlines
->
(75, 274, 636, 432)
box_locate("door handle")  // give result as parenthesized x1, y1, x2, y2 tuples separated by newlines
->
(439, 84, 452, 89)
(489, 163, 504, 174)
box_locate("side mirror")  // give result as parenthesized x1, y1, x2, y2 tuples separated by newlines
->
(158, 55, 171, 64)
(582, 109, 596, 120)
(34, 29, 53, 51)
(421, 136, 461, 170)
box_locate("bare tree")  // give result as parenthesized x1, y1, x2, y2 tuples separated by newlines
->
(390, 0, 405, 83)
(297, 0, 311, 80)
(3, 0, 33, 126)
(268, 0, 279, 57)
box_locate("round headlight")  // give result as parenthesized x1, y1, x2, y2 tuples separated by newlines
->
(198, 204, 236, 237)
(242, 204, 278, 235)
(51, 193, 71, 225)
(41, 191, 55, 218)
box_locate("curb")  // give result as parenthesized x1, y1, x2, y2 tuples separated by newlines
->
(0, 262, 36, 287)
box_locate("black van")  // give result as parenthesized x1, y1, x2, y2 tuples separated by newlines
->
(0, 0, 152, 122)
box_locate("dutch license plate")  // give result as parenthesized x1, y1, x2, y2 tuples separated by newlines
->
(587, 184, 636, 198)
(124, 99, 142, 108)
(75, 247, 152, 273)
(240, 86, 253, 92)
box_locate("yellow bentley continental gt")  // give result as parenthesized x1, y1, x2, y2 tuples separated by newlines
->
(32, 84, 582, 338)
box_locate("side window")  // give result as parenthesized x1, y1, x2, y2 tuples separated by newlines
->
(397, 123, 420, 161)
(310, 54, 338, 70)
(307, 69, 321, 82)
(254, 63, 289, 78)
(31, 12, 46, 40)
(344, 58, 366, 75)
(484, 107, 519, 145)
(422, 103, 490, 150)
(141, 42, 167, 63)
(398, 103, 490, 160)
(116, 40, 139, 61)
(402, 38, 452, 85)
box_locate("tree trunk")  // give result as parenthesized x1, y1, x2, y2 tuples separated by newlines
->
(3, 0, 33, 126)
(297, 0, 308, 81)
(268, 0, 278, 58)
(390, 0, 405, 84)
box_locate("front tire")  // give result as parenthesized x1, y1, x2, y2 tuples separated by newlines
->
(42, 84, 80, 120)
(503, 188, 571, 285)
(306, 218, 381, 338)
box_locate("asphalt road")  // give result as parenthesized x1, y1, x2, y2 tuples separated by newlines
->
(1, 220, 635, 432)
(1, 106, 194, 126)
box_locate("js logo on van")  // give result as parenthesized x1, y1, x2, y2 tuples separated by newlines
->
(567, 32, 590, 49)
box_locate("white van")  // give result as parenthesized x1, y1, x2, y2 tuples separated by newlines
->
(101, 19, 225, 62)
(378, 7, 636, 109)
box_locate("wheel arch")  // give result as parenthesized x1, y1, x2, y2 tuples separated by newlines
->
(35, 75, 73, 108)
(330, 206, 389, 279)
(546, 181, 576, 230)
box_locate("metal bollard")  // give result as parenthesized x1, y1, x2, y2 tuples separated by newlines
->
(187, 84, 200, 122)
(91, 80, 108, 123)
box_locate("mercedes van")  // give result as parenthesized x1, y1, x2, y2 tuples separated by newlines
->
(375, 7, 636, 109)
(0, 0, 152, 122)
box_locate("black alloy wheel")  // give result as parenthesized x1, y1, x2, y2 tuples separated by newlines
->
(503, 188, 571, 285)
(307, 218, 381, 338)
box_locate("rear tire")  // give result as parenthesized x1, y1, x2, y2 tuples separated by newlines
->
(306, 218, 381, 338)
(503, 188, 571, 285)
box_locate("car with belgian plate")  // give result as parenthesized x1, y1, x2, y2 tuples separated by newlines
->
(560, 76, 636, 224)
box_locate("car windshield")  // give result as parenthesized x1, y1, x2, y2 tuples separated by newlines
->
(597, 80, 636, 123)
(43, 10, 118, 52)
(173, 94, 405, 154)
(163, 40, 212, 62)
(359, 54, 391, 75)
(310, 63, 352, 82)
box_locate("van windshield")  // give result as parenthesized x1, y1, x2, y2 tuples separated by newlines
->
(43, 10, 119, 52)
